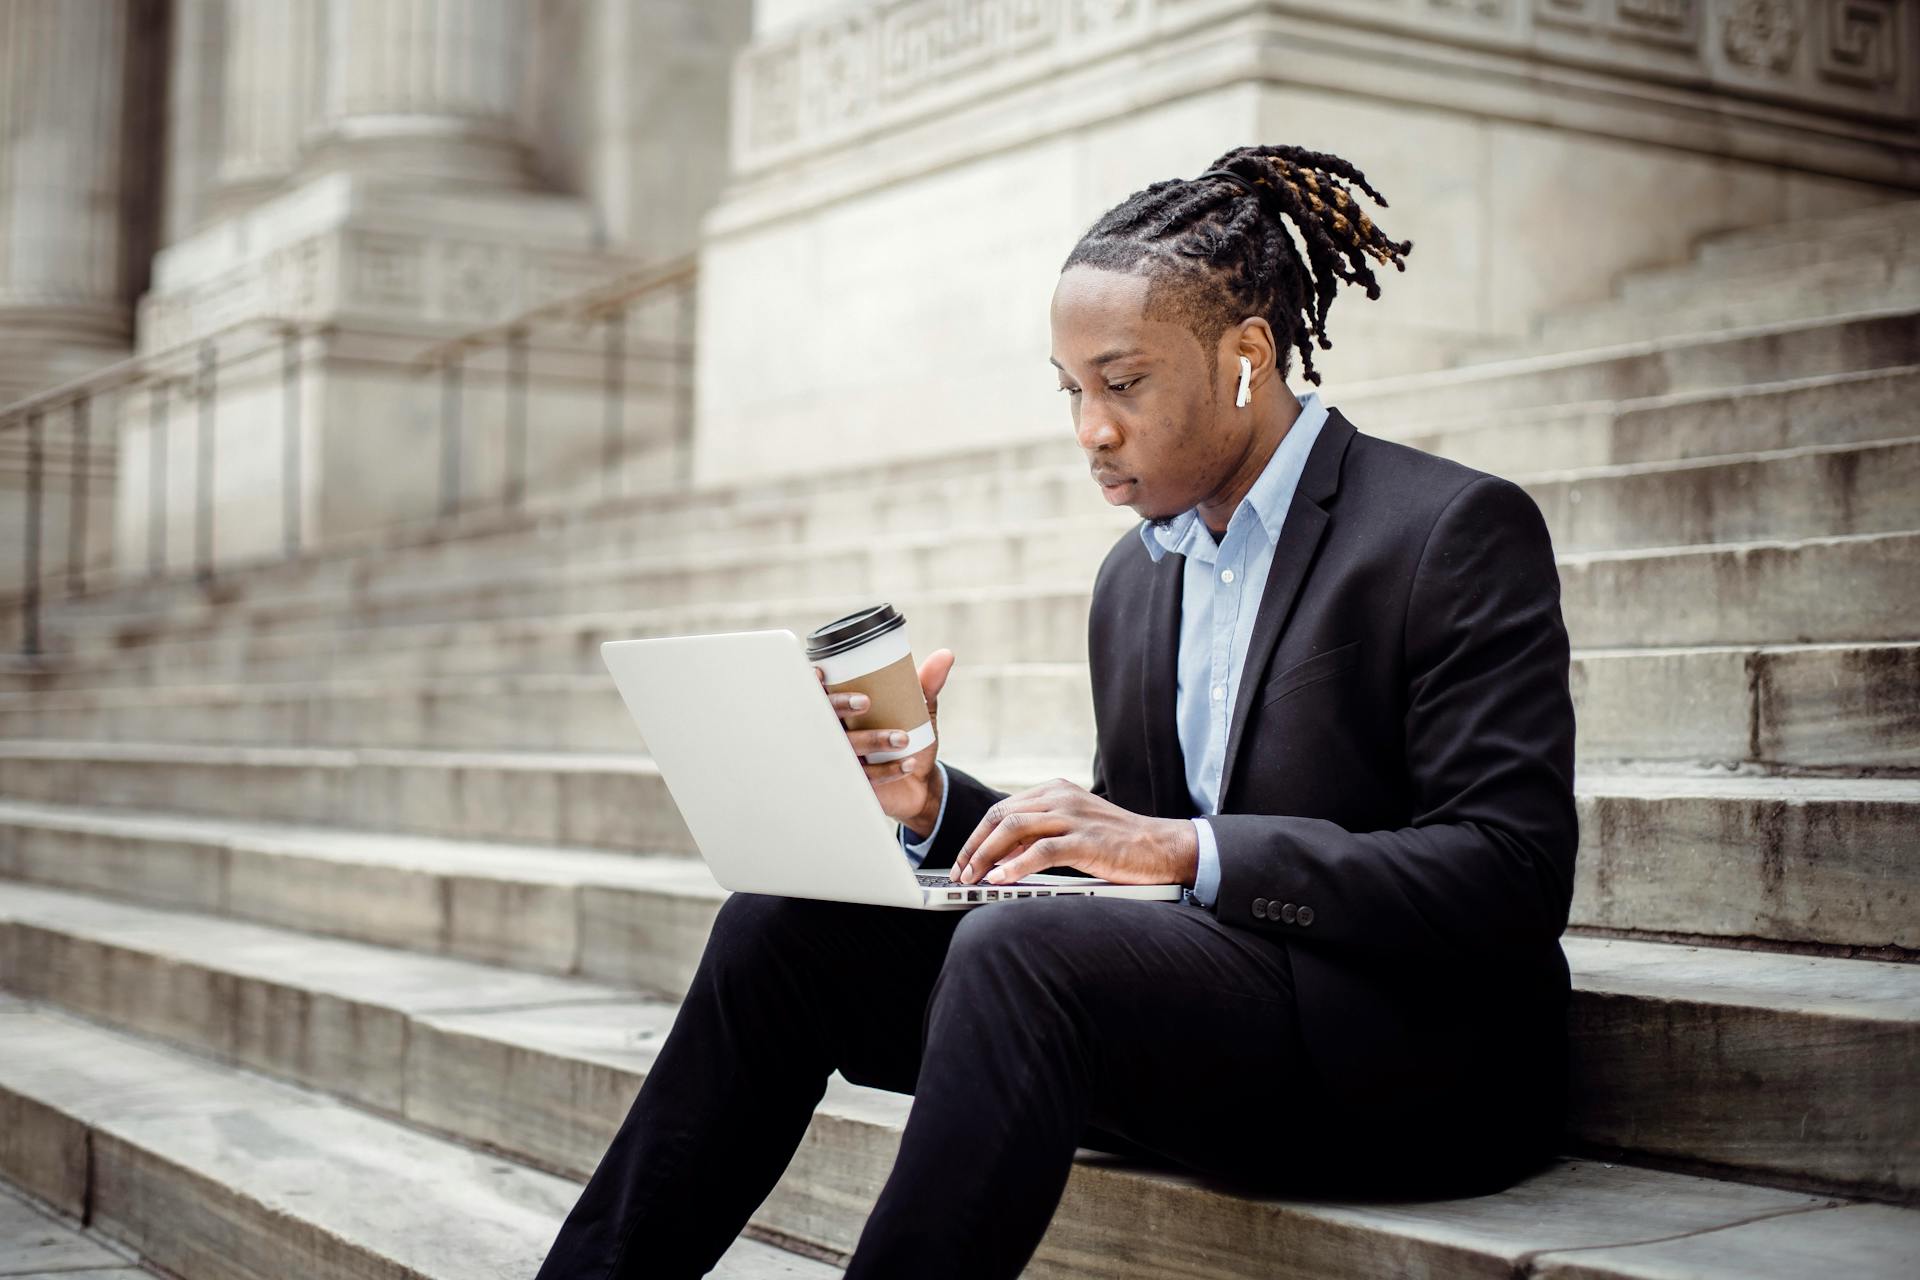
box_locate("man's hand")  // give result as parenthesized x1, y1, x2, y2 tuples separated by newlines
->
(950, 778, 1198, 887)
(816, 648, 954, 831)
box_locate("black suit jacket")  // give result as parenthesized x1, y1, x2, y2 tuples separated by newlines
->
(914, 406, 1578, 1177)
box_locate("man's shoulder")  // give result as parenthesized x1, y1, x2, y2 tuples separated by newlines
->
(1342, 427, 1544, 548)
(1344, 426, 1501, 511)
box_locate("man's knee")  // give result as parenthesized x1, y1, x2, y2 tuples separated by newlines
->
(940, 896, 1116, 988)
(705, 891, 828, 964)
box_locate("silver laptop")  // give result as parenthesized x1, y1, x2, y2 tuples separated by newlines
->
(599, 629, 1185, 910)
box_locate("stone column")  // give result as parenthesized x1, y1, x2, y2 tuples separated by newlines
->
(207, 0, 320, 218)
(303, 0, 533, 189)
(0, 0, 141, 403)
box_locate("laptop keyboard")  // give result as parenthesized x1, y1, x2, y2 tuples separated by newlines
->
(913, 867, 1067, 898)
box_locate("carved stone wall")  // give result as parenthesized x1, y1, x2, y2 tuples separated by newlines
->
(690, 0, 1914, 487)
(733, 0, 1918, 183)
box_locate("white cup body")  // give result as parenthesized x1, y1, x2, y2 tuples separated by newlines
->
(814, 621, 934, 764)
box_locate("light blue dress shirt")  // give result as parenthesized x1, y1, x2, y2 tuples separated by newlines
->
(902, 391, 1331, 910)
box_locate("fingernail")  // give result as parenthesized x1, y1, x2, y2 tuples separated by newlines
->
(985, 868, 1004, 883)
(890, 731, 907, 746)
(852, 695, 869, 709)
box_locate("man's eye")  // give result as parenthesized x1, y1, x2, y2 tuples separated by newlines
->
(1056, 379, 1139, 395)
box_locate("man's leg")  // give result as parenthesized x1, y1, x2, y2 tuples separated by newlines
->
(842, 894, 1308, 1280)
(532, 890, 965, 1279)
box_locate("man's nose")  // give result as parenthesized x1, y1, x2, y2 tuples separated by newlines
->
(1075, 408, 1120, 453)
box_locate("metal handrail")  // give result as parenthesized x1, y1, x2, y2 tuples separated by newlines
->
(0, 313, 314, 424)
(2, 315, 324, 657)
(4, 251, 699, 657)
(407, 251, 699, 523)
(410, 253, 697, 370)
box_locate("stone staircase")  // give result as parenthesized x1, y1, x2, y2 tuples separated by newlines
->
(1, 199, 1918, 1277)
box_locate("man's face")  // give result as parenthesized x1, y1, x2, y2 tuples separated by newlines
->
(1048, 266, 1242, 528)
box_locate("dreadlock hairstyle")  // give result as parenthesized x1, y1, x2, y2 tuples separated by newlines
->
(1059, 144, 1413, 388)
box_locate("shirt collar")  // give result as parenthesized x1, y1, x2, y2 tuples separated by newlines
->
(1137, 389, 1329, 563)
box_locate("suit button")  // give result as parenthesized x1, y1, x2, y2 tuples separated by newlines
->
(1280, 902, 1298, 924)
(1251, 897, 1269, 919)
(1297, 905, 1314, 927)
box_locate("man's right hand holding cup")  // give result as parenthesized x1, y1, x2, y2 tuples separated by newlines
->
(816, 648, 954, 838)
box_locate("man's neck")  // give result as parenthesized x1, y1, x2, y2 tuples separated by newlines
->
(1198, 391, 1302, 540)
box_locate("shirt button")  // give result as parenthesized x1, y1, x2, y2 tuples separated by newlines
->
(1212, 685, 1225, 700)
(1220, 568, 1234, 583)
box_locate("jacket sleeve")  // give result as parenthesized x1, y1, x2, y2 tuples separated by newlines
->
(903, 648, 1115, 872)
(899, 761, 1010, 873)
(1206, 474, 1578, 957)
(898, 759, 954, 867)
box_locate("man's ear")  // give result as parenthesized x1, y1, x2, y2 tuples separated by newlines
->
(1233, 318, 1280, 397)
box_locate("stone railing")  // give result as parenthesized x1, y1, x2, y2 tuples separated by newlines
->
(731, 0, 1918, 182)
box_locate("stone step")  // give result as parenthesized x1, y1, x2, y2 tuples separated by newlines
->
(1632, 210, 1920, 299)
(11, 1005, 1916, 1280)
(1572, 642, 1920, 769)
(1529, 255, 1920, 356)
(1390, 364, 1920, 475)
(23, 529, 1920, 691)
(1691, 199, 1920, 267)
(2, 641, 1913, 770)
(42, 434, 1084, 632)
(0, 739, 702, 856)
(55, 511, 1132, 645)
(0, 995, 836, 1279)
(1570, 769, 1918, 954)
(0, 738, 1912, 957)
(1619, 234, 1918, 313)
(46, 434, 1920, 650)
(0, 1175, 154, 1278)
(42, 580, 1107, 686)
(1559, 530, 1917, 648)
(38, 297, 1920, 640)
(1, 881, 1916, 1239)
(1347, 307, 1920, 425)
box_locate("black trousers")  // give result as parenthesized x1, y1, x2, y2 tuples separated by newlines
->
(530, 889, 1503, 1279)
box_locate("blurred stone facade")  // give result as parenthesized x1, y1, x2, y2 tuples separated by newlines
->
(699, 0, 1919, 485)
(0, 0, 1916, 572)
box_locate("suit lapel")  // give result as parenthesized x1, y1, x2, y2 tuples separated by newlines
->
(1217, 407, 1357, 808)
(1141, 540, 1190, 818)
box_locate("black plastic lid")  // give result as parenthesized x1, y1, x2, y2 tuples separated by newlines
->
(805, 603, 905, 661)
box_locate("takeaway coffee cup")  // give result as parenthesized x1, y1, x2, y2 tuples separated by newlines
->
(806, 603, 934, 765)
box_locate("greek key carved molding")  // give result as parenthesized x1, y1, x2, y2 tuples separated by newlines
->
(1536, 0, 1702, 52)
(1818, 0, 1902, 87)
(735, 0, 1915, 172)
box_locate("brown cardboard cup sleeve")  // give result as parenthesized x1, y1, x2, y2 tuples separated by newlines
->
(827, 651, 933, 764)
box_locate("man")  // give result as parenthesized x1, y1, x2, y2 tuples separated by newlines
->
(535, 143, 1578, 1279)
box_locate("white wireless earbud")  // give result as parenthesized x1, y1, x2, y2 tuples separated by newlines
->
(1235, 355, 1252, 408)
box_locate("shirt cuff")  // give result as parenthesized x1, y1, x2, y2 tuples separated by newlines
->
(1186, 816, 1221, 908)
(899, 759, 951, 868)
